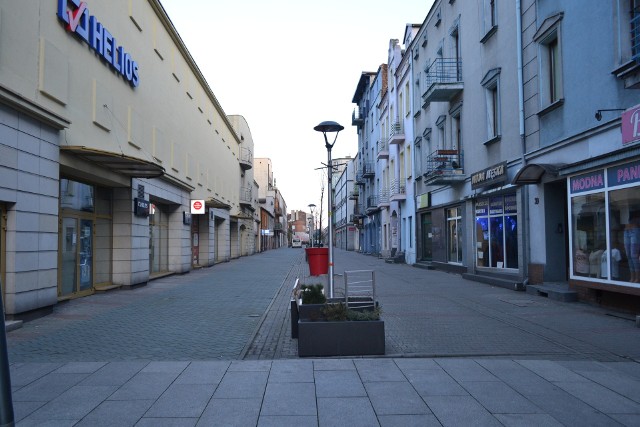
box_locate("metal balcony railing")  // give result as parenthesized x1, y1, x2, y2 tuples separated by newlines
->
(423, 58, 463, 103)
(423, 149, 465, 185)
(390, 179, 406, 199)
(239, 186, 252, 204)
(377, 140, 389, 159)
(378, 188, 389, 206)
(366, 196, 378, 210)
(352, 107, 365, 126)
(362, 162, 375, 178)
(389, 121, 404, 145)
(239, 147, 253, 170)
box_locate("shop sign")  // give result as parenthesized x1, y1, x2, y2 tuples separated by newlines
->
(504, 194, 517, 214)
(57, 0, 140, 87)
(475, 199, 489, 216)
(622, 104, 640, 146)
(190, 199, 205, 214)
(489, 197, 504, 215)
(607, 159, 640, 188)
(134, 197, 149, 217)
(416, 193, 431, 210)
(569, 170, 605, 194)
(471, 161, 507, 190)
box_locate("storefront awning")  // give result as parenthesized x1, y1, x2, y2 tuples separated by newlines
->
(61, 146, 165, 178)
(511, 163, 566, 185)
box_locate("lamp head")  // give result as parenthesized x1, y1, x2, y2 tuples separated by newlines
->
(595, 111, 602, 121)
(314, 121, 344, 133)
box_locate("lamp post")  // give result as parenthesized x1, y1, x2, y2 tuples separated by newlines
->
(314, 120, 344, 298)
(308, 203, 316, 247)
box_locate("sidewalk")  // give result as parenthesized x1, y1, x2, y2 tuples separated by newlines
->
(6, 247, 640, 425)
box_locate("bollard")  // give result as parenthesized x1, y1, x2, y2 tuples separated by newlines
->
(0, 279, 14, 427)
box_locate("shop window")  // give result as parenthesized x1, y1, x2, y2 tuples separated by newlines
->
(447, 207, 463, 263)
(475, 195, 518, 269)
(608, 187, 640, 283)
(571, 193, 607, 278)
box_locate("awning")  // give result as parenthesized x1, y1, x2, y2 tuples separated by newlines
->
(61, 146, 164, 178)
(511, 163, 565, 185)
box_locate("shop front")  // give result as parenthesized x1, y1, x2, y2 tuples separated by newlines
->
(568, 158, 640, 305)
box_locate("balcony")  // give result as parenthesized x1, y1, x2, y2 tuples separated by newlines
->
(423, 149, 466, 185)
(239, 186, 252, 207)
(377, 140, 389, 159)
(348, 186, 359, 200)
(388, 121, 404, 145)
(389, 179, 406, 202)
(274, 222, 283, 231)
(378, 188, 389, 208)
(355, 172, 365, 185)
(366, 196, 379, 213)
(423, 58, 463, 103)
(352, 107, 364, 126)
(274, 206, 283, 217)
(239, 147, 253, 170)
(362, 162, 375, 178)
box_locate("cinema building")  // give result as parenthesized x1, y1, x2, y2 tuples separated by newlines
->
(0, 0, 256, 319)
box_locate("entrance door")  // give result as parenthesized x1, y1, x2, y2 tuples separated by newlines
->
(192, 218, 200, 266)
(60, 216, 93, 298)
(421, 213, 433, 261)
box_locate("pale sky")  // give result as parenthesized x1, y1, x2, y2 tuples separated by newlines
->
(160, 0, 434, 215)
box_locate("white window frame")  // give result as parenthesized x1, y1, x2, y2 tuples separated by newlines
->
(534, 13, 564, 113)
(481, 68, 501, 143)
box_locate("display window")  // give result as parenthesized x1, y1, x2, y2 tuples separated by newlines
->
(569, 159, 640, 286)
(475, 194, 518, 269)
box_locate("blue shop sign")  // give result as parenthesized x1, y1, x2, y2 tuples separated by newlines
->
(57, 0, 139, 87)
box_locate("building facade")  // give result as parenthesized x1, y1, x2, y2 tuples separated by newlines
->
(0, 1, 258, 318)
(334, 158, 357, 251)
(515, 0, 640, 310)
(254, 158, 287, 250)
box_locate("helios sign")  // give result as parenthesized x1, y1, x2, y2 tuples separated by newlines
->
(57, 0, 140, 87)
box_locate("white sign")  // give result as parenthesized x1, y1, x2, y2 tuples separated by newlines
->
(191, 199, 205, 214)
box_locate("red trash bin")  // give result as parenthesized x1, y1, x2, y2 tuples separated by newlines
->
(305, 247, 329, 276)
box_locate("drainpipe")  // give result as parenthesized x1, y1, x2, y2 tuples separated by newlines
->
(516, 0, 530, 285)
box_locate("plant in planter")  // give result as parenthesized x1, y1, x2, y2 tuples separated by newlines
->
(299, 284, 326, 304)
(297, 301, 385, 357)
(291, 283, 327, 338)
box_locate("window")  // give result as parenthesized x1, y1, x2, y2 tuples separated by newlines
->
(534, 13, 564, 111)
(631, 0, 640, 61)
(481, 0, 498, 41)
(406, 145, 412, 178)
(447, 207, 463, 263)
(481, 68, 501, 142)
(436, 115, 446, 149)
(475, 195, 518, 269)
(405, 82, 410, 116)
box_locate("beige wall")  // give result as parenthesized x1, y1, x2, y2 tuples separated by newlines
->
(0, 0, 240, 209)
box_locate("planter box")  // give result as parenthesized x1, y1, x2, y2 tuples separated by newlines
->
(291, 298, 378, 338)
(297, 319, 385, 357)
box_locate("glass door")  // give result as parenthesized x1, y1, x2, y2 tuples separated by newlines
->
(421, 213, 433, 261)
(60, 216, 93, 298)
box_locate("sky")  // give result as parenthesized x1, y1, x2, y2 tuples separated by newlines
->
(160, 0, 435, 215)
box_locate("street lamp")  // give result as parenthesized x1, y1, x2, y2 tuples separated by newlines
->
(314, 120, 344, 298)
(308, 203, 316, 247)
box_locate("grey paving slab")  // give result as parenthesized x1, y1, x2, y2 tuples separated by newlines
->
(74, 399, 154, 427)
(516, 360, 592, 383)
(197, 398, 261, 427)
(364, 381, 431, 415)
(378, 414, 442, 427)
(524, 389, 626, 426)
(553, 380, 640, 414)
(494, 413, 564, 427)
(354, 359, 406, 382)
(424, 395, 503, 427)
(78, 361, 147, 386)
(227, 360, 272, 372)
(567, 369, 640, 404)
(312, 359, 356, 371)
(12, 401, 47, 424)
(268, 359, 314, 383)
(258, 415, 318, 427)
(16, 419, 77, 427)
(53, 362, 106, 374)
(460, 381, 542, 414)
(22, 385, 116, 421)
(12, 373, 88, 402)
(476, 359, 565, 396)
(174, 361, 230, 385)
(317, 397, 379, 427)
(402, 368, 469, 397)
(9, 362, 63, 387)
(141, 361, 189, 374)
(145, 383, 215, 418)
(609, 413, 640, 426)
(136, 418, 197, 427)
(434, 358, 499, 383)
(212, 370, 268, 398)
(261, 382, 317, 416)
(393, 358, 440, 370)
(314, 369, 367, 398)
(107, 372, 178, 401)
